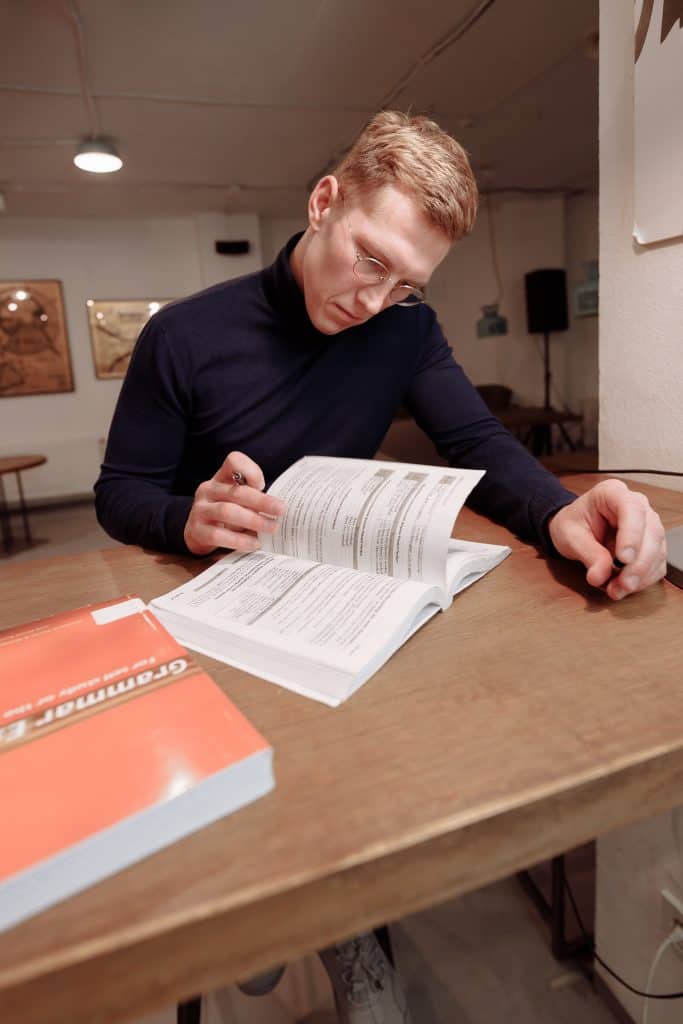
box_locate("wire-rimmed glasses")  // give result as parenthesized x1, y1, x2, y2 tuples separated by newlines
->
(343, 210, 425, 307)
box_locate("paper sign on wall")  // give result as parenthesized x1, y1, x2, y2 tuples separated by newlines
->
(633, 0, 683, 244)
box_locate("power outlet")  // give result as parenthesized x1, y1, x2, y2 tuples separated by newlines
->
(661, 888, 683, 956)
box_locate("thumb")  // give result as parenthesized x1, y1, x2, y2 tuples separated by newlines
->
(578, 536, 614, 588)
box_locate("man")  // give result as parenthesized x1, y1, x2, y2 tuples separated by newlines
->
(96, 111, 666, 1022)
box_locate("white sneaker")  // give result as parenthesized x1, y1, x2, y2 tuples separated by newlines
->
(318, 932, 412, 1024)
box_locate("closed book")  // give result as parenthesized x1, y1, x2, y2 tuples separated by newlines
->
(0, 596, 274, 933)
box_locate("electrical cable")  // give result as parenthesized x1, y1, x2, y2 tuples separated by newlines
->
(485, 194, 504, 307)
(562, 874, 683, 1001)
(63, 0, 99, 138)
(376, 0, 497, 110)
(307, 0, 498, 188)
(642, 930, 683, 1024)
(574, 469, 683, 478)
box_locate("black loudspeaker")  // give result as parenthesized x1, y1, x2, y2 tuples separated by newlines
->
(524, 269, 568, 334)
(215, 239, 250, 255)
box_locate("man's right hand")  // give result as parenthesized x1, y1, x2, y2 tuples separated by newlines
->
(183, 451, 286, 556)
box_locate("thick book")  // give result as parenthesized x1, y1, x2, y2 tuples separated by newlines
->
(0, 597, 273, 933)
(151, 456, 511, 707)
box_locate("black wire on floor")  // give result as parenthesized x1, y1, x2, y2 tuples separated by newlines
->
(563, 874, 683, 1000)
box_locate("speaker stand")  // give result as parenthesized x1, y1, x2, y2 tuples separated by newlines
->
(534, 331, 577, 456)
(543, 330, 552, 410)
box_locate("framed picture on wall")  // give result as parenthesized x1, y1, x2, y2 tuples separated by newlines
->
(87, 298, 173, 380)
(0, 280, 74, 397)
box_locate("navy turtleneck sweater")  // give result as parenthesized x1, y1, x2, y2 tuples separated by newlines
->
(95, 234, 575, 555)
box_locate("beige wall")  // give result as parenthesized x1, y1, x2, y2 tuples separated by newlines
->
(596, 2, 683, 1020)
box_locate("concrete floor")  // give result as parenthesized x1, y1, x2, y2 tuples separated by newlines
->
(3, 502, 621, 1024)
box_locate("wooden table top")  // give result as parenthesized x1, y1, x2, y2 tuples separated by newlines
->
(1, 474, 683, 1024)
(0, 455, 46, 476)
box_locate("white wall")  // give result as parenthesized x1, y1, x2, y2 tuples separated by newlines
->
(0, 213, 262, 502)
(599, 0, 683, 491)
(596, 3, 683, 1021)
(1, 192, 600, 504)
(429, 195, 564, 406)
(264, 198, 599, 418)
(260, 217, 304, 266)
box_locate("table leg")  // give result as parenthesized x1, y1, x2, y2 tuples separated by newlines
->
(177, 997, 201, 1024)
(556, 420, 577, 452)
(15, 470, 33, 544)
(517, 856, 593, 960)
(0, 476, 12, 551)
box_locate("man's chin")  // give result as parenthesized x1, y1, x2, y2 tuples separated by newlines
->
(307, 301, 364, 335)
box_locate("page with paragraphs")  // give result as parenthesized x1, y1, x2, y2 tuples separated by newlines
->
(150, 550, 441, 677)
(260, 456, 484, 590)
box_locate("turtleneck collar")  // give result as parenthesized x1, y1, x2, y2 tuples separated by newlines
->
(261, 231, 316, 330)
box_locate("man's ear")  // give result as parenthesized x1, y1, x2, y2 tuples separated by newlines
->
(308, 175, 340, 232)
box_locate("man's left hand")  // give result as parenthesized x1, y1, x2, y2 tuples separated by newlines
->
(547, 479, 667, 601)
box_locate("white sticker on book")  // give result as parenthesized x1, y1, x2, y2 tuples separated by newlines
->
(91, 598, 146, 625)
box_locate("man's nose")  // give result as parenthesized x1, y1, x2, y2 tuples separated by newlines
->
(356, 281, 392, 316)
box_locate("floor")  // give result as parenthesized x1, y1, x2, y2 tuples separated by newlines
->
(3, 503, 622, 1024)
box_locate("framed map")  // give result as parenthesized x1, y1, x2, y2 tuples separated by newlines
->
(87, 298, 173, 380)
(0, 280, 73, 397)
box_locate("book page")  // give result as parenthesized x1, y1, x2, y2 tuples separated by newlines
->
(446, 538, 511, 598)
(261, 456, 484, 589)
(151, 550, 439, 674)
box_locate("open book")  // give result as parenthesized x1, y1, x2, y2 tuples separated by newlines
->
(150, 457, 511, 706)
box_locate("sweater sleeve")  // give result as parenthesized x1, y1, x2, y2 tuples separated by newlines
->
(94, 315, 195, 554)
(404, 308, 576, 551)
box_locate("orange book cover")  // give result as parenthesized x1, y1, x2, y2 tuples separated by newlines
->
(0, 596, 274, 932)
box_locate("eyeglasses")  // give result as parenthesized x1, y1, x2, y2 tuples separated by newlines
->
(343, 208, 425, 307)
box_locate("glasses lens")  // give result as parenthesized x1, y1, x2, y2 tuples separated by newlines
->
(393, 286, 424, 307)
(353, 256, 386, 284)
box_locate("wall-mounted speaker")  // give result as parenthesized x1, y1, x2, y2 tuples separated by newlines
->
(524, 269, 568, 334)
(215, 240, 251, 255)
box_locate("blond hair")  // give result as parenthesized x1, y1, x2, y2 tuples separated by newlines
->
(333, 111, 478, 242)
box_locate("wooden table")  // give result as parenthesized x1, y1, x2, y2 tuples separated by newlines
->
(1, 474, 683, 1024)
(0, 455, 46, 551)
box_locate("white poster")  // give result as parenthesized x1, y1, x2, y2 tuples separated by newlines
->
(633, 0, 683, 243)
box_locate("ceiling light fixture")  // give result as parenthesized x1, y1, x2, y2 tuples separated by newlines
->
(66, 1, 124, 174)
(73, 137, 123, 174)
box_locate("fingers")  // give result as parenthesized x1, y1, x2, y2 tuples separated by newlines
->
(183, 452, 286, 556)
(215, 451, 266, 492)
(610, 485, 649, 564)
(582, 538, 615, 589)
(606, 505, 667, 600)
(547, 480, 668, 601)
(206, 478, 286, 519)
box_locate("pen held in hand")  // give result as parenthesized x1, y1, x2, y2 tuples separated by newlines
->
(231, 468, 281, 522)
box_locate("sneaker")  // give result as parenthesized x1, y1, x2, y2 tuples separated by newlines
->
(318, 932, 411, 1024)
(236, 964, 286, 995)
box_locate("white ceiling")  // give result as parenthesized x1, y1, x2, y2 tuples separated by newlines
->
(0, 0, 599, 219)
